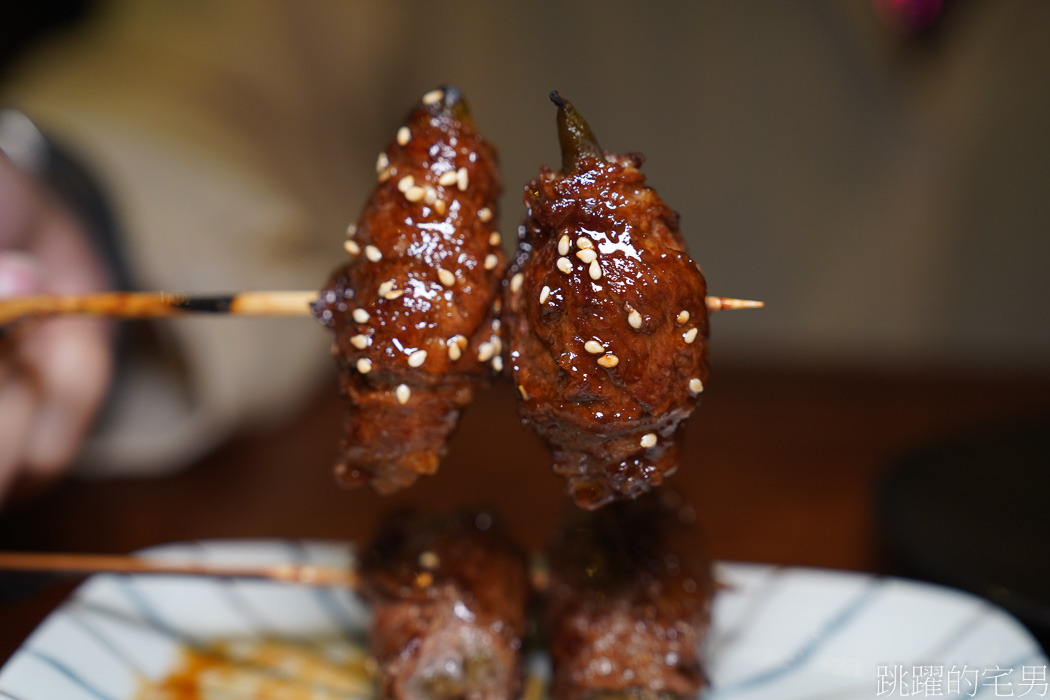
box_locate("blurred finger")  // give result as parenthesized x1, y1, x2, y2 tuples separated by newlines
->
(21, 316, 113, 478)
(33, 204, 111, 294)
(0, 375, 39, 503)
(0, 252, 43, 388)
(0, 251, 42, 297)
(0, 157, 43, 248)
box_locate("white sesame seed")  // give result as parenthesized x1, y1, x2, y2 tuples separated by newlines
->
(376, 153, 389, 174)
(491, 355, 503, 372)
(396, 384, 411, 404)
(405, 186, 426, 202)
(628, 309, 643, 329)
(407, 349, 427, 367)
(421, 89, 444, 105)
(557, 257, 573, 274)
(397, 175, 414, 192)
(488, 231, 501, 246)
(477, 342, 495, 362)
(356, 358, 372, 374)
(576, 237, 594, 250)
(589, 260, 602, 280)
(510, 273, 524, 293)
(350, 334, 371, 349)
(677, 310, 690, 325)
(539, 285, 550, 304)
(597, 353, 619, 368)
(478, 207, 493, 222)
(484, 254, 498, 270)
(352, 308, 370, 323)
(448, 341, 462, 361)
(688, 378, 704, 395)
(558, 235, 570, 256)
(344, 240, 360, 256)
(437, 268, 456, 287)
(584, 340, 604, 354)
(346, 223, 357, 237)
(683, 328, 698, 344)
(491, 319, 501, 332)
(575, 249, 597, 264)
(377, 279, 395, 297)
(378, 168, 391, 183)
(456, 167, 469, 191)
(424, 186, 437, 204)
(434, 199, 447, 215)
(364, 245, 382, 262)
(518, 385, 529, 400)
(397, 126, 411, 146)
(438, 170, 457, 186)
(490, 335, 502, 354)
(640, 432, 658, 448)
(384, 290, 404, 300)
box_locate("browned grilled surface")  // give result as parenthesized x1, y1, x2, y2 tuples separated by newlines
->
(362, 511, 529, 700)
(505, 95, 709, 509)
(314, 86, 506, 495)
(546, 492, 714, 700)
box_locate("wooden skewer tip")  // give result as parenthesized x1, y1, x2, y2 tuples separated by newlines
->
(706, 296, 765, 312)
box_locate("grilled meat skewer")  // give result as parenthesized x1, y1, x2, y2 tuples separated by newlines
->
(362, 511, 529, 700)
(546, 493, 715, 700)
(314, 86, 506, 494)
(504, 92, 710, 509)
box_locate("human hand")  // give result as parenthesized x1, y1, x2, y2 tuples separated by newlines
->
(0, 155, 114, 504)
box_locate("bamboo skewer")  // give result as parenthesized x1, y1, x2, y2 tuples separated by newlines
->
(0, 290, 318, 327)
(0, 550, 360, 588)
(0, 290, 761, 329)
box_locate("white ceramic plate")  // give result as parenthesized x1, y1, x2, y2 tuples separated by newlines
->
(0, 540, 1044, 699)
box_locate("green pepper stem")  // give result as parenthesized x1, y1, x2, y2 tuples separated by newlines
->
(550, 91, 603, 173)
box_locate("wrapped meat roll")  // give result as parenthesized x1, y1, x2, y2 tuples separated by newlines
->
(546, 493, 715, 700)
(504, 93, 710, 509)
(314, 86, 506, 494)
(361, 511, 529, 700)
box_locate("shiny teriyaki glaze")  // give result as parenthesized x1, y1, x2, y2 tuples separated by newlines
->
(314, 86, 506, 494)
(504, 94, 710, 509)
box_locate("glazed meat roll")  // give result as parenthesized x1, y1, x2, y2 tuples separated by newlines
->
(314, 86, 506, 494)
(546, 493, 715, 700)
(504, 93, 710, 509)
(361, 511, 529, 700)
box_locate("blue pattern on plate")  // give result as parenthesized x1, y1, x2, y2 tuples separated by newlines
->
(22, 649, 117, 700)
(709, 578, 886, 697)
